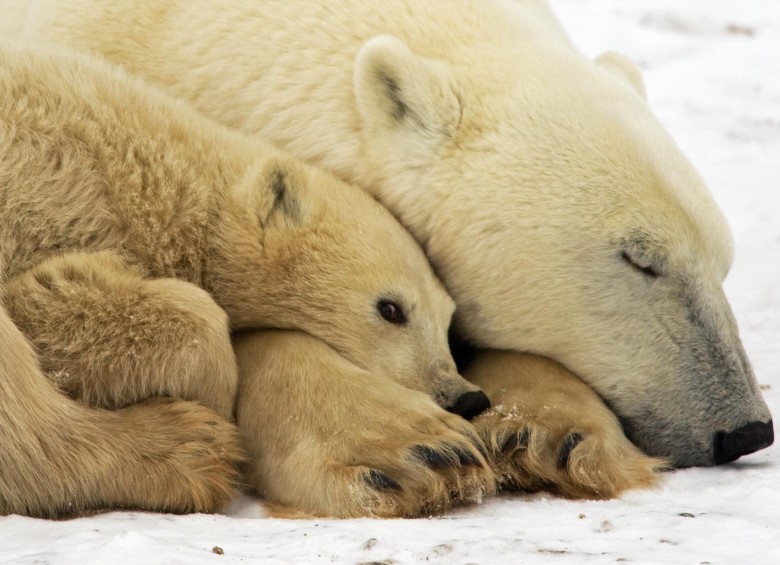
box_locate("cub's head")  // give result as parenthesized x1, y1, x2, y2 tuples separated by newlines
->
(214, 153, 488, 419)
(351, 36, 772, 466)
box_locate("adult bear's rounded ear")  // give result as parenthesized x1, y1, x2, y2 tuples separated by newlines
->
(354, 35, 461, 140)
(595, 51, 647, 99)
(242, 153, 308, 228)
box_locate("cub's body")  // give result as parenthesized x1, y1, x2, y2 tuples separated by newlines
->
(0, 46, 490, 518)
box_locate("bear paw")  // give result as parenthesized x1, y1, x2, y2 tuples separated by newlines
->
(109, 398, 244, 513)
(341, 416, 495, 517)
(250, 400, 495, 519)
(474, 403, 666, 499)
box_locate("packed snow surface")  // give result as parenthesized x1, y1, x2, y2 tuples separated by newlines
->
(1, 1, 779, 563)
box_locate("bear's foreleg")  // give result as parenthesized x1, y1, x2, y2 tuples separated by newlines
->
(464, 350, 666, 499)
(4, 251, 237, 419)
(0, 302, 243, 518)
(234, 329, 496, 518)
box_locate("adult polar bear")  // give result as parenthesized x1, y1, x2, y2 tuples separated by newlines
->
(27, 0, 772, 481)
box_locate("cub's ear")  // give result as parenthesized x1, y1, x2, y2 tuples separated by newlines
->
(595, 51, 646, 99)
(354, 35, 461, 140)
(243, 153, 308, 228)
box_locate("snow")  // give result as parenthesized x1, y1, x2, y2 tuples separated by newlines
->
(2, 1, 779, 563)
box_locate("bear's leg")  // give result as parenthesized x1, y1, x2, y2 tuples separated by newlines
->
(0, 302, 242, 518)
(464, 350, 666, 499)
(4, 251, 237, 419)
(234, 329, 496, 518)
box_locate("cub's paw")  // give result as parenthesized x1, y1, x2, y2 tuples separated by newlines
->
(116, 398, 244, 513)
(333, 408, 495, 517)
(235, 330, 494, 518)
(246, 395, 495, 518)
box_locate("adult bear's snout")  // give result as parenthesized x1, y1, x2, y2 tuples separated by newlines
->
(713, 419, 774, 464)
(448, 390, 491, 420)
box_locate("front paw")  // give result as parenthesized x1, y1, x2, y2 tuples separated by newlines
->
(474, 403, 666, 499)
(244, 394, 496, 518)
(352, 408, 495, 517)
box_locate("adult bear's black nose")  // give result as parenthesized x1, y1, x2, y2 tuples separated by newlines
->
(448, 390, 491, 420)
(713, 419, 774, 464)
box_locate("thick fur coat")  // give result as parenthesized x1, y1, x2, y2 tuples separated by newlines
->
(24, 0, 772, 478)
(0, 45, 492, 518)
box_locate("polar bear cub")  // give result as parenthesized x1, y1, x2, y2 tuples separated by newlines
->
(0, 45, 491, 518)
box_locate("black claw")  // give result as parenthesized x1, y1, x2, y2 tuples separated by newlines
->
(557, 432, 584, 469)
(475, 440, 490, 460)
(413, 445, 456, 468)
(365, 469, 401, 491)
(500, 429, 529, 454)
(455, 447, 480, 466)
(462, 429, 489, 459)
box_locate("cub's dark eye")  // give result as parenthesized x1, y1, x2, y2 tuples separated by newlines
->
(377, 300, 406, 325)
(622, 251, 659, 278)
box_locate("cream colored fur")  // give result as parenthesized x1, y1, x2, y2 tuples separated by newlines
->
(0, 0, 28, 41)
(24, 0, 772, 493)
(0, 45, 491, 517)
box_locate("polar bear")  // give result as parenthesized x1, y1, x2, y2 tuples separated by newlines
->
(26, 0, 773, 492)
(0, 45, 493, 518)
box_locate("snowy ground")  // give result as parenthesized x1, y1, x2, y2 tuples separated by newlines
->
(2, 1, 779, 563)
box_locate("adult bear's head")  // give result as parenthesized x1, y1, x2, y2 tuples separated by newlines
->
(353, 35, 773, 467)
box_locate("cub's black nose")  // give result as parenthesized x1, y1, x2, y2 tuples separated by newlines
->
(713, 419, 774, 464)
(448, 390, 491, 420)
